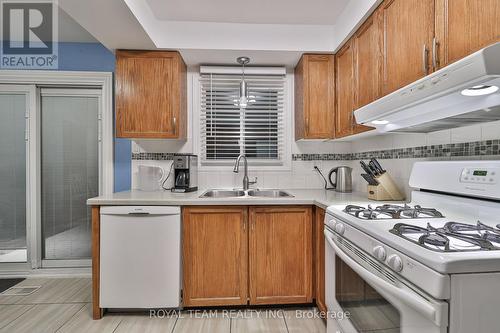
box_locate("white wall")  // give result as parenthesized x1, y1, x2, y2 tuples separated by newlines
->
(331, 0, 381, 52)
(349, 120, 500, 199)
(130, 69, 500, 194)
(131, 69, 352, 190)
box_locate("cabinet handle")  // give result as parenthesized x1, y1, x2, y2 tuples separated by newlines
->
(432, 37, 439, 71)
(243, 220, 246, 231)
(422, 44, 429, 75)
(305, 117, 309, 133)
(173, 116, 177, 134)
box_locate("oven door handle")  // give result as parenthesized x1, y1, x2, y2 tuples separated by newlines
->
(325, 230, 443, 325)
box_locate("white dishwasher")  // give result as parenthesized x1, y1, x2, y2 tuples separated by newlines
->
(100, 206, 181, 308)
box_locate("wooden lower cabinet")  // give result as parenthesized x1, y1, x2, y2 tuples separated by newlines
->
(182, 205, 314, 307)
(182, 206, 248, 306)
(314, 207, 327, 313)
(249, 206, 313, 305)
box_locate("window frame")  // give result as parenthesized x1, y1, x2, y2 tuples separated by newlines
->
(193, 70, 292, 172)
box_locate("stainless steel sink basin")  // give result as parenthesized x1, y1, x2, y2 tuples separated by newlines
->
(200, 189, 246, 198)
(199, 189, 293, 198)
(247, 190, 294, 198)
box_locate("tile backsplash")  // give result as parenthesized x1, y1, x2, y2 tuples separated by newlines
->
(349, 121, 500, 198)
(129, 120, 500, 197)
(130, 158, 350, 191)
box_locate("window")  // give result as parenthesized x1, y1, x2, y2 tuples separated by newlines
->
(199, 70, 286, 166)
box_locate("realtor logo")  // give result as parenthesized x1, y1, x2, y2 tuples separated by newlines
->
(1, 0, 58, 69)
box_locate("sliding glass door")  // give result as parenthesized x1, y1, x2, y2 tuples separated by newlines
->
(0, 86, 102, 270)
(40, 89, 101, 266)
(0, 86, 30, 264)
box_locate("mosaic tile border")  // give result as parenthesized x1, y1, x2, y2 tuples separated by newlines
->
(293, 139, 500, 161)
(132, 139, 500, 161)
(132, 152, 180, 160)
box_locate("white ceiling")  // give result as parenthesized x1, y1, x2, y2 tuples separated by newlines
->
(59, 0, 155, 50)
(59, 0, 382, 67)
(146, 0, 349, 25)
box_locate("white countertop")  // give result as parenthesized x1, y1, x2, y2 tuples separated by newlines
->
(87, 188, 374, 209)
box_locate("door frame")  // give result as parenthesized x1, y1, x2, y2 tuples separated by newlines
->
(0, 71, 113, 275)
(0, 85, 36, 273)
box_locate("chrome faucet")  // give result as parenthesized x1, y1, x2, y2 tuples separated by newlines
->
(233, 154, 257, 190)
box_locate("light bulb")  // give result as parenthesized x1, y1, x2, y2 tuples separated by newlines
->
(239, 96, 248, 108)
(371, 120, 389, 125)
(461, 85, 499, 97)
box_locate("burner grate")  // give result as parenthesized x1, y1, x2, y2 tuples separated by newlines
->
(344, 204, 444, 220)
(390, 221, 500, 252)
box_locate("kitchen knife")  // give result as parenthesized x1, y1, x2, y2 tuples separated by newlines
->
(368, 162, 380, 176)
(371, 158, 386, 174)
(360, 161, 373, 176)
(361, 173, 379, 186)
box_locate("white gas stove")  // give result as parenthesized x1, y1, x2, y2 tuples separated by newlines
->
(324, 161, 500, 333)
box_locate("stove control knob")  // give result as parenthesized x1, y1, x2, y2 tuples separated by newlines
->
(387, 254, 403, 272)
(372, 246, 387, 261)
(334, 222, 346, 235)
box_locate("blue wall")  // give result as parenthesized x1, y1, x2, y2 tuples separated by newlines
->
(1, 42, 131, 192)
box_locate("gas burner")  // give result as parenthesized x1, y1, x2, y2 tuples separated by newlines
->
(399, 205, 444, 219)
(390, 221, 500, 252)
(344, 204, 444, 220)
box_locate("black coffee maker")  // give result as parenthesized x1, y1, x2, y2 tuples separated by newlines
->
(172, 155, 198, 192)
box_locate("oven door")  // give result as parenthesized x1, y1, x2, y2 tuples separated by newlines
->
(324, 228, 448, 333)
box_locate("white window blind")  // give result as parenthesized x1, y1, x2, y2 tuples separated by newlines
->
(200, 72, 286, 165)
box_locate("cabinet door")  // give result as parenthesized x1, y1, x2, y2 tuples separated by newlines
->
(295, 55, 335, 139)
(335, 41, 355, 138)
(380, 0, 435, 95)
(435, 0, 500, 68)
(182, 207, 248, 306)
(249, 206, 313, 305)
(314, 207, 327, 313)
(305, 55, 335, 139)
(353, 15, 379, 134)
(116, 51, 186, 139)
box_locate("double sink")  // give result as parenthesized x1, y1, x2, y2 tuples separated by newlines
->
(200, 189, 294, 198)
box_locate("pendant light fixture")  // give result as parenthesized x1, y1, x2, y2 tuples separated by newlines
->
(236, 56, 250, 109)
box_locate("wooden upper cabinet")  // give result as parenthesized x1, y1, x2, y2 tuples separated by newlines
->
(435, 0, 500, 68)
(249, 206, 313, 305)
(352, 14, 379, 134)
(295, 54, 335, 140)
(116, 50, 187, 139)
(380, 0, 435, 95)
(335, 41, 355, 138)
(182, 207, 248, 306)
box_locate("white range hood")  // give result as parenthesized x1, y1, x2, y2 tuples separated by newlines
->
(354, 42, 500, 133)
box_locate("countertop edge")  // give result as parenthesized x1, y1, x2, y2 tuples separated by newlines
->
(86, 189, 368, 210)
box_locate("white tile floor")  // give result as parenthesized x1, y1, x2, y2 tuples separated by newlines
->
(0, 250, 27, 263)
(0, 278, 326, 333)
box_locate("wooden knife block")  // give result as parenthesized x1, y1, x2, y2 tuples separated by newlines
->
(367, 173, 405, 201)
